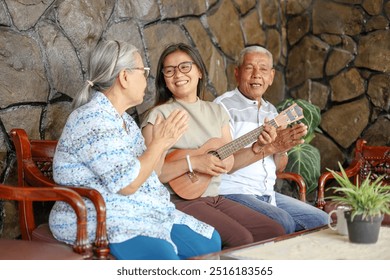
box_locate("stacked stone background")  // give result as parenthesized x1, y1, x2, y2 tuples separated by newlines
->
(0, 0, 389, 238)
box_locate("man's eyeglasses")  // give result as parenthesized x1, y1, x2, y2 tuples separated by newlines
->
(130, 67, 150, 79)
(162, 61, 194, 78)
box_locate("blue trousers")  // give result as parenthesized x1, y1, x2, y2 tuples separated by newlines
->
(224, 192, 328, 234)
(109, 224, 221, 260)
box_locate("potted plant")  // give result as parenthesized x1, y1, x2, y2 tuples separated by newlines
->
(327, 163, 390, 244)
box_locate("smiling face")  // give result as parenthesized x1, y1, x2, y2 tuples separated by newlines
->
(235, 51, 275, 103)
(162, 50, 202, 103)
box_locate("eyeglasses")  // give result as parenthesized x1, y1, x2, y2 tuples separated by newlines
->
(130, 67, 150, 79)
(162, 61, 194, 78)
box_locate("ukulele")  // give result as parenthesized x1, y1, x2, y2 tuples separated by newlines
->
(165, 103, 304, 200)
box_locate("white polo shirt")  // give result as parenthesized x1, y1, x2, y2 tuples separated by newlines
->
(214, 88, 278, 206)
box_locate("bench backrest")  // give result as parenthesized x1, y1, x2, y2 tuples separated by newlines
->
(354, 139, 390, 185)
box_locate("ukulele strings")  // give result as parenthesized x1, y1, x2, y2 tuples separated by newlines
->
(217, 119, 279, 160)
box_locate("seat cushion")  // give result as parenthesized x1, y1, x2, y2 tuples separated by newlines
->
(0, 239, 84, 260)
(32, 223, 60, 243)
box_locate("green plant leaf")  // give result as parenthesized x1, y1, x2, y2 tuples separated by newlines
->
(286, 143, 321, 194)
(275, 98, 323, 197)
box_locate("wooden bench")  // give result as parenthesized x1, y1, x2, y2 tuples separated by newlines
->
(9, 128, 308, 260)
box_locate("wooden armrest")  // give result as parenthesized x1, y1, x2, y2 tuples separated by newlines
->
(276, 171, 306, 202)
(70, 187, 109, 259)
(10, 128, 109, 259)
(0, 184, 92, 258)
(316, 159, 362, 209)
(23, 159, 109, 259)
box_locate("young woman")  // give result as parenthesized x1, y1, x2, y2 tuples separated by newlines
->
(141, 43, 286, 249)
(49, 40, 221, 260)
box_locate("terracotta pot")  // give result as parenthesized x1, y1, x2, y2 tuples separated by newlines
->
(344, 211, 383, 244)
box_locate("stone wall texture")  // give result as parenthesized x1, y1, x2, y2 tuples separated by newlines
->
(0, 0, 389, 237)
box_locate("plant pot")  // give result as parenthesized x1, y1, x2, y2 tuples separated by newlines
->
(344, 211, 384, 244)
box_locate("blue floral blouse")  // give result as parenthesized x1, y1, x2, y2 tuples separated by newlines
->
(49, 91, 214, 251)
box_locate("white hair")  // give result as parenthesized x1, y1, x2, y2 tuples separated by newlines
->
(73, 40, 139, 108)
(237, 46, 273, 68)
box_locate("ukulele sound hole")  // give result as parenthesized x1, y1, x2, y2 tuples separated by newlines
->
(208, 150, 221, 160)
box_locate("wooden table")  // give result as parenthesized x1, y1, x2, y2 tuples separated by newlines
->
(192, 225, 390, 260)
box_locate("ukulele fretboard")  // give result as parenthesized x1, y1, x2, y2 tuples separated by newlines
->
(216, 119, 278, 160)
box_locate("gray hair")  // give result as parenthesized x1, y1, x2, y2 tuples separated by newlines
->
(237, 46, 273, 68)
(73, 40, 139, 108)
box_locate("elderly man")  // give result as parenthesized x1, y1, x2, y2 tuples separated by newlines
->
(214, 45, 328, 233)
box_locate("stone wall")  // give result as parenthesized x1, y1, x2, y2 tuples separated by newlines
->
(0, 0, 389, 237)
(286, 0, 390, 174)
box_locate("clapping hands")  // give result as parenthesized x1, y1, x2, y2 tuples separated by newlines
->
(152, 109, 189, 151)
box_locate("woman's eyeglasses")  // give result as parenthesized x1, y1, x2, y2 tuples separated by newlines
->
(162, 61, 194, 78)
(130, 67, 150, 79)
